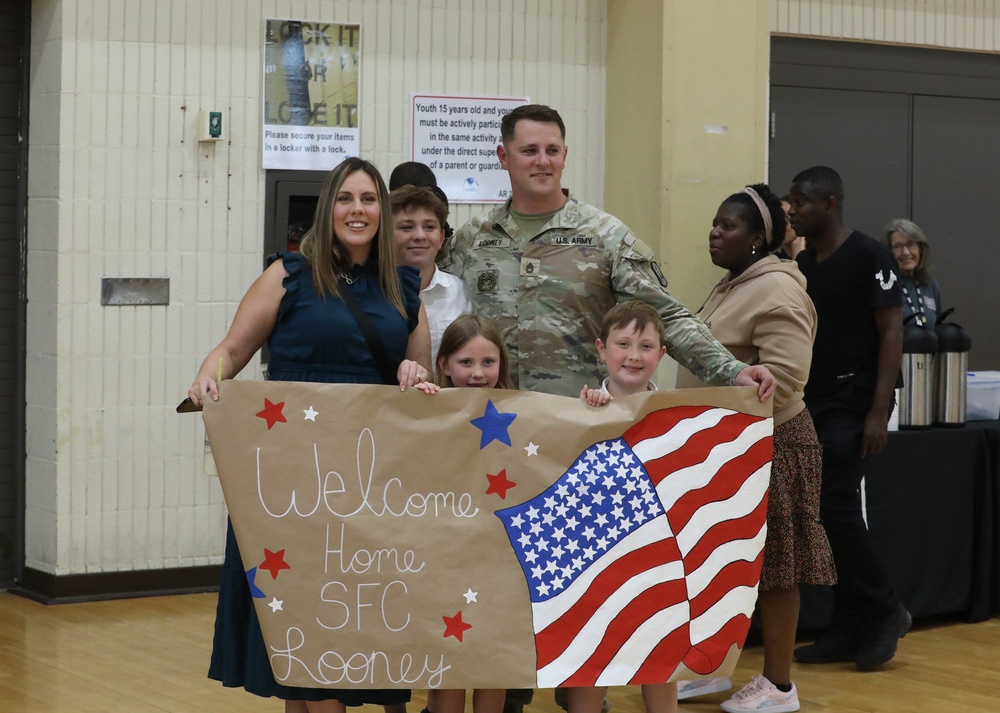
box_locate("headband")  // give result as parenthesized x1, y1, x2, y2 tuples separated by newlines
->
(741, 187, 772, 248)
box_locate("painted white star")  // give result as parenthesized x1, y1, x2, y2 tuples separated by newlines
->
(268, 597, 283, 612)
(463, 588, 478, 603)
(525, 442, 539, 456)
(303, 406, 318, 421)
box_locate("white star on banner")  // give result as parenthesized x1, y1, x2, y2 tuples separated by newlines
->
(268, 597, 283, 612)
(525, 442, 539, 456)
(463, 588, 478, 603)
(303, 406, 318, 421)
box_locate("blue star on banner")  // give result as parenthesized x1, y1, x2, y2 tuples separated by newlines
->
(470, 400, 517, 449)
(245, 567, 266, 598)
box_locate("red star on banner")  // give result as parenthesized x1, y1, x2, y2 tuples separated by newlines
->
(256, 398, 287, 430)
(485, 468, 516, 499)
(259, 548, 291, 579)
(442, 611, 473, 642)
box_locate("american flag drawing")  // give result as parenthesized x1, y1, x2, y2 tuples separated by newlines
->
(496, 404, 772, 687)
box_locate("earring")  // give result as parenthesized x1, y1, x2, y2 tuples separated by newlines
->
(751, 245, 757, 255)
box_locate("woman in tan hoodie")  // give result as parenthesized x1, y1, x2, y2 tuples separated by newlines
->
(675, 184, 836, 713)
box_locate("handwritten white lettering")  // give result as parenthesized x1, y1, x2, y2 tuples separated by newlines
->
(317, 579, 411, 631)
(325, 523, 425, 574)
(271, 627, 450, 687)
(256, 430, 480, 519)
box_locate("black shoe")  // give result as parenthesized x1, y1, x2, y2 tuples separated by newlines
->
(855, 602, 912, 671)
(794, 626, 863, 664)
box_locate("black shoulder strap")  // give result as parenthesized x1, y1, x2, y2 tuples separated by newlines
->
(337, 280, 399, 386)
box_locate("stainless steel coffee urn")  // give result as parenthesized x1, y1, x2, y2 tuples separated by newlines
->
(934, 313, 972, 426)
(899, 323, 938, 428)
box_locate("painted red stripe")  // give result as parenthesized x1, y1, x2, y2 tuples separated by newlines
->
(688, 554, 764, 619)
(681, 614, 753, 675)
(622, 405, 717, 446)
(681, 497, 769, 572)
(555, 578, 690, 686)
(535, 538, 681, 667)
(635, 412, 766, 487)
(625, 623, 693, 684)
(661, 437, 773, 532)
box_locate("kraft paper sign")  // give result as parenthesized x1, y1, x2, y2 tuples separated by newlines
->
(204, 382, 772, 689)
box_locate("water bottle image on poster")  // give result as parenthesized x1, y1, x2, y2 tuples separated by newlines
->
(262, 19, 361, 170)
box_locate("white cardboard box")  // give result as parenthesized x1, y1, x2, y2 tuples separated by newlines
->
(967, 371, 1000, 421)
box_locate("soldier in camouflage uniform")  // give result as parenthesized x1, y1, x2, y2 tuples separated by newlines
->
(439, 104, 776, 400)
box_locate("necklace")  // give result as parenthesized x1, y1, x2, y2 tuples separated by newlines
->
(339, 263, 364, 285)
(902, 281, 927, 327)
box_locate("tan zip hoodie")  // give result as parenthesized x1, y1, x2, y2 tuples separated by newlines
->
(676, 255, 816, 426)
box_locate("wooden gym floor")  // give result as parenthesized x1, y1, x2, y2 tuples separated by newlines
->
(0, 591, 997, 712)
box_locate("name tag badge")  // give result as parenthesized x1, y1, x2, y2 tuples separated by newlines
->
(552, 235, 595, 246)
(474, 237, 510, 249)
(520, 258, 541, 277)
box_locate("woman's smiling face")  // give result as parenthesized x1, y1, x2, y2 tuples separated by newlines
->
(333, 169, 380, 264)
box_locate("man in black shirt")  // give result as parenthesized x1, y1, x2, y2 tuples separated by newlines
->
(789, 166, 908, 671)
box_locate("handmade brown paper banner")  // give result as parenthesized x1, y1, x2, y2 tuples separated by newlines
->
(204, 382, 772, 689)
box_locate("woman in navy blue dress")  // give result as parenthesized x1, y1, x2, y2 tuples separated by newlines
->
(188, 157, 431, 712)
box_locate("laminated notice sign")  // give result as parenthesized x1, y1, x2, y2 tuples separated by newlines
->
(204, 382, 771, 688)
(410, 95, 528, 203)
(262, 19, 361, 170)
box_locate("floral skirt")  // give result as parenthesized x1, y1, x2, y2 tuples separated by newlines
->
(760, 409, 838, 591)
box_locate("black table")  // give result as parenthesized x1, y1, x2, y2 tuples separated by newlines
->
(797, 420, 999, 630)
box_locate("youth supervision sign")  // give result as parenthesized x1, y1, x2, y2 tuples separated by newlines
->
(410, 95, 527, 203)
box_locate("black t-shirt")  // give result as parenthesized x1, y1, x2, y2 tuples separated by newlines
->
(797, 231, 903, 407)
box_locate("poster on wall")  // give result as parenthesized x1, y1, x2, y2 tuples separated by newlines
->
(204, 381, 771, 688)
(411, 94, 528, 204)
(262, 19, 361, 170)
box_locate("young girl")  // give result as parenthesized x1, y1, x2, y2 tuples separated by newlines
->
(414, 313, 512, 713)
(416, 314, 514, 393)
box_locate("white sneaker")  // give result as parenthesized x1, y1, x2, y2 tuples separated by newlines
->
(720, 675, 799, 713)
(676, 677, 732, 700)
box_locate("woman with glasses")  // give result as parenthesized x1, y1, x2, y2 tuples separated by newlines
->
(883, 219, 942, 328)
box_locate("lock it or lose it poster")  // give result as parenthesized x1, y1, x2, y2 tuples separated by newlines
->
(262, 18, 360, 170)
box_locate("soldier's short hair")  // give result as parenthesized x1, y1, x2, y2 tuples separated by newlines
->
(599, 300, 664, 346)
(501, 104, 566, 143)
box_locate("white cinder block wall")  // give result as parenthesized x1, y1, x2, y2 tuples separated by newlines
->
(24, 0, 608, 576)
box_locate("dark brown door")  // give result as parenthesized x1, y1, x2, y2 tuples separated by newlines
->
(0, 0, 27, 586)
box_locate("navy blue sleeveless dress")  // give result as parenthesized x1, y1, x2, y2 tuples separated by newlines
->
(208, 252, 420, 703)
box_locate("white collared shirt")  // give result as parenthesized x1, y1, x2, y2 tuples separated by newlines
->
(599, 377, 659, 398)
(423, 267, 473, 363)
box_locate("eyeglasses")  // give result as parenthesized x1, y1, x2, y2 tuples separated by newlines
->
(891, 240, 918, 254)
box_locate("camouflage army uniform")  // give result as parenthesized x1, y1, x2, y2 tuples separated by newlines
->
(438, 193, 747, 397)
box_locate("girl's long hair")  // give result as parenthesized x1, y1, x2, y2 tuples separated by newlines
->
(435, 315, 514, 389)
